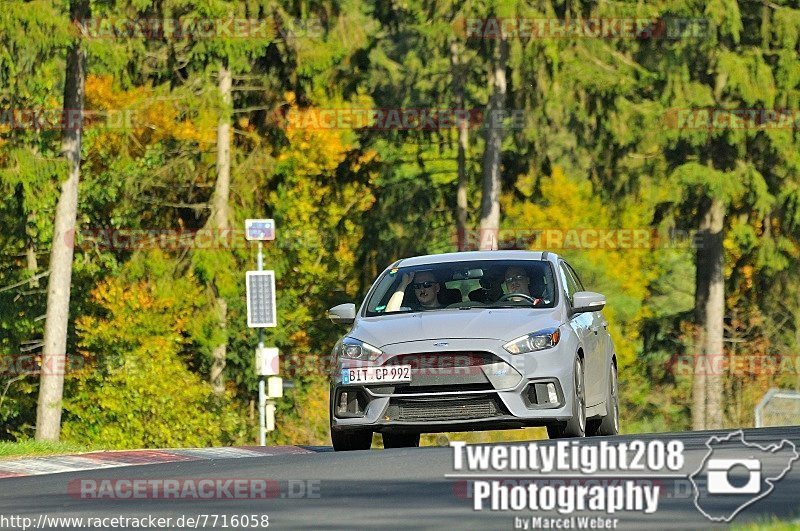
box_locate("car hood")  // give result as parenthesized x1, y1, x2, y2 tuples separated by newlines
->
(349, 308, 563, 347)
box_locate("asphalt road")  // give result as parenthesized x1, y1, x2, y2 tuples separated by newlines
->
(1, 427, 799, 530)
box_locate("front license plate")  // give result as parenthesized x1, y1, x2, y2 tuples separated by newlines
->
(341, 365, 412, 384)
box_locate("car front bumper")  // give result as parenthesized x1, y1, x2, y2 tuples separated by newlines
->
(330, 338, 577, 433)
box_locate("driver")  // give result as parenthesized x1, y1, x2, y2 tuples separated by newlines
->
(503, 266, 542, 305)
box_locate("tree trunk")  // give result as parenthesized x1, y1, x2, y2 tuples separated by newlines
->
(479, 36, 508, 250)
(209, 62, 232, 396)
(212, 63, 232, 233)
(210, 295, 227, 396)
(450, 41, 469, 251)
(703, 198, 725, 429)
(692, 197, 725, 431)
(35, 0, 89, 442)
(692, 210, 709, 432)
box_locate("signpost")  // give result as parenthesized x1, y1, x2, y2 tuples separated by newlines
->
(245, 219, 279, 446)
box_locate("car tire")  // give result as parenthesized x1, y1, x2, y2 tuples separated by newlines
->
(331, 428, 373, 451)
(382, 432, 421, 448)
(547, 357, 586, 439)
(588, 362, 619, 436)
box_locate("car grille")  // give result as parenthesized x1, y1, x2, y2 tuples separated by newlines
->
(393, 383, 494, 394)
(386, 395, 505, 421)
(388, 351, 498, 371)
(382, 351, 515, 389)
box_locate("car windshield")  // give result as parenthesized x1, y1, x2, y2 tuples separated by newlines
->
(364, 260, 557, 316)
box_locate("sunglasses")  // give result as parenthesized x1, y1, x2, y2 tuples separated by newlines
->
(412, 281, 437, 289)
(505, 275, 529, 284)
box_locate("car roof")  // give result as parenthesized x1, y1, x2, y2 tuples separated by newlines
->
(395, 250, 560, 267)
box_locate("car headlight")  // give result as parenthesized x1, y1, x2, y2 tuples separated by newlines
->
(336, 337, 382, 361)
(503, 328, 561, 354)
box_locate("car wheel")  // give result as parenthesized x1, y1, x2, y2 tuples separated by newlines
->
(382, 432, 421, 448)
(589, 362, 619, 436)
(547, 357, 586, 439)
(331, 428, 373, 451)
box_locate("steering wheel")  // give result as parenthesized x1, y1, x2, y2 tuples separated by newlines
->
(497, 293, 537, 303)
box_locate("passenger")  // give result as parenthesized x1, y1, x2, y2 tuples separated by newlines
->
(385, 271, 442, 311)
(410, 271, 442, 309)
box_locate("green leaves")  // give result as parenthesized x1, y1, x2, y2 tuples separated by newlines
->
(704, 0, 743, 44)
(63, 251, 246, 448)
(669, 161, 741, 203)
(716, 51, 776, 107)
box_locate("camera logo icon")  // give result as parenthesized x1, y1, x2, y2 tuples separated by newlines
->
(690, 430, 798, 522)
(706, 458, 761, 495)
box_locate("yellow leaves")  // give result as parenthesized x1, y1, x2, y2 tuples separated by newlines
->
(284, 125, 349, 175)
(723, 235, 737, 251)
(85, 75, 144, 110)
(89, 278, 155, 313)
(353, 149, 378, 172)
(290, 330, 310, 350)
(89, 279, 124, 306)
(514, 173, 536, 198)
(138, 289, 154, 309)
(741, 265, 755, 289)
(277, 95, 376, 177)
(83, 74, 215, 152)
(236, 116, 252, 131)
(136, 100, 214, 147)
(504, 166, 596, 233)
(77, 276, 193, 344)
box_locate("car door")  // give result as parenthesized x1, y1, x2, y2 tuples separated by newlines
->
(565, 263, 610, 374)
(560, 261, 602, 406)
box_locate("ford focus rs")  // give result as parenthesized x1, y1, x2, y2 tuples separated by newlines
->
(327, 250, 619, 451)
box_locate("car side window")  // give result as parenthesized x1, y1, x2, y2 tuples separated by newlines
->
(564, 263, 585, 292)
(559, 262, 579, 305)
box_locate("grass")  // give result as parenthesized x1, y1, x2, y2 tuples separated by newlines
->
(422, 427, 548, 446)
(371, 427, 548, 448)
(732, 517, 800, 530)
(0, 439, 90, 459)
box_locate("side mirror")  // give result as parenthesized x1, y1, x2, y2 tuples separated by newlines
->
(327, 303, 356, 325)
(572, 291, 606, 313)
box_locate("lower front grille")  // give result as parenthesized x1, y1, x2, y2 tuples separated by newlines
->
(393, 383, 494, 394)
(387, 396, 504, 421)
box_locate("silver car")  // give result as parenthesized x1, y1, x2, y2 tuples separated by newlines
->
(327, 250, 619, 450)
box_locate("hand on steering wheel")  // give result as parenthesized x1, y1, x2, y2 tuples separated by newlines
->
(497, 292, 539, 304)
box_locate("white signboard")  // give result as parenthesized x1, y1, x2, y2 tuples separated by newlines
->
(245, 219, 275, 241)
(267, 376, 283, 399)
(256, 346, 280, 376)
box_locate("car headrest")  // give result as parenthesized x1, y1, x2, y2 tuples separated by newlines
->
(468, 288, 489, 303)
(438, 287, 462, 305)
(529, 275, 546, 298)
